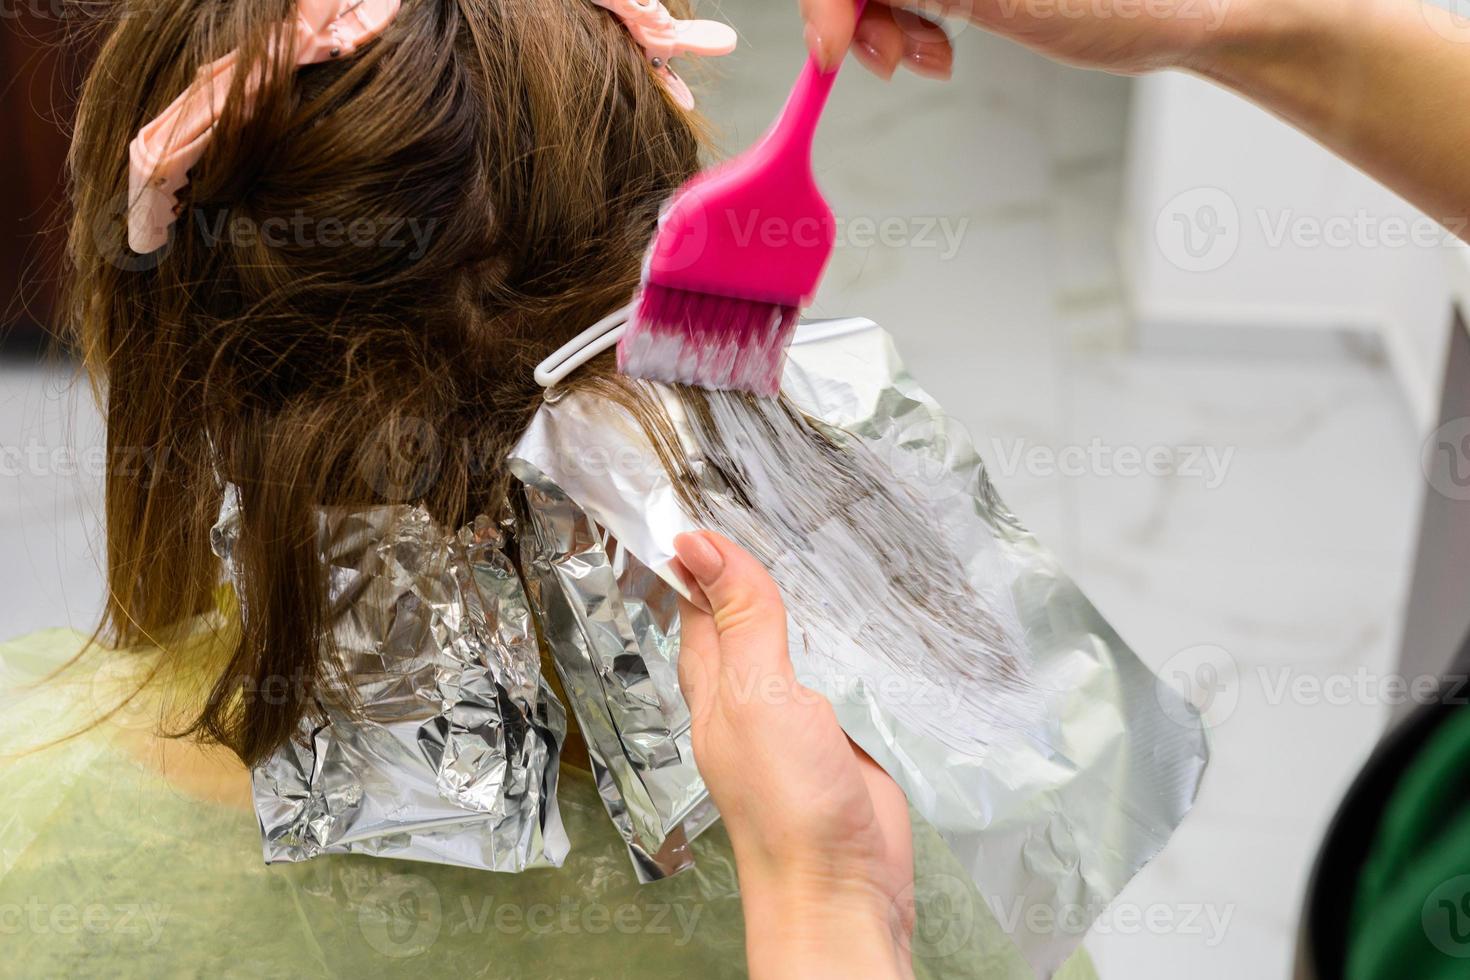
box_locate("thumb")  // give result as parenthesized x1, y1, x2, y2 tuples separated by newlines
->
(676, 595, 720, 722)
(672, 531, 791, 681)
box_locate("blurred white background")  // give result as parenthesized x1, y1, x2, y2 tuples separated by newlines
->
(3, 3, 1463, 978)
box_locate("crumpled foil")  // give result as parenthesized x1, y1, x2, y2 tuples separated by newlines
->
(216, 487, 570, 871)
(513, 478, 716, 882)
(237, 315, 1207, 977)
(507, 317, 1211, 976)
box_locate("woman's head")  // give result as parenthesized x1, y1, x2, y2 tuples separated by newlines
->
(65, 0, 706, 763)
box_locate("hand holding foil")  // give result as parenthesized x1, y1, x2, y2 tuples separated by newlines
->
(673, 529, 915, 980)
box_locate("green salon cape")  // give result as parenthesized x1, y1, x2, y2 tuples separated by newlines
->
(0, 628, 1096, 979)
(1348, 704, 1470, 979)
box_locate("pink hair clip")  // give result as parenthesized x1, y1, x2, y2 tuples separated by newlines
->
(126, 0, 401, 255)
(592, 0, 737, 110)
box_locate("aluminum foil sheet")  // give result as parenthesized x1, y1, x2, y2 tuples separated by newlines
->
(513, 479, 713, 882)
(216, 486, 571, 872)
(508, 317, 1211, 976)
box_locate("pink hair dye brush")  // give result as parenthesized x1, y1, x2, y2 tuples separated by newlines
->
(617, 0, 867, 396)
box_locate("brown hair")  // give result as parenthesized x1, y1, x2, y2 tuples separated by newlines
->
(63, 0, 707, 765)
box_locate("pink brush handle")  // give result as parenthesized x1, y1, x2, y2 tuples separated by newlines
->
(764, 0, 869, 161)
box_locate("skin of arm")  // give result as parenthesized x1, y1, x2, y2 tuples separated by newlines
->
(802, 0, 1470, 230)
(1196, 0, 1470, 228)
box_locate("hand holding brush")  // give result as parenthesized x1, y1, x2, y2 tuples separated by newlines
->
(617, 0, 870, 396)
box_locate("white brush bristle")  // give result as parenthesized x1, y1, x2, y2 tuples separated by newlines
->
(618, 286, 799, 395)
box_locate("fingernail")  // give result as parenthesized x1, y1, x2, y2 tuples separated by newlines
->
(903, 44, 953, 80)
(674, 531, 724, 587)
(673, 557, 714, 614)
(804, 22, 832, 71)
(852, 39, 895, 80)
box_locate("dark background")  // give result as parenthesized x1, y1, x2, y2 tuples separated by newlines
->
(3, 7, 93, 356)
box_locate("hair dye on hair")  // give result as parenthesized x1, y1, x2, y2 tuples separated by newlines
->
(676, 389, 1037, 751)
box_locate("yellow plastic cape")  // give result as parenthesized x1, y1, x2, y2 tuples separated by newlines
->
(0, 628, 1096, 979)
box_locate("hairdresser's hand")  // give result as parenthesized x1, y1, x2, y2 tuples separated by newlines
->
(674, 530, 914, 980)
(804, 0, 1470, 238)
(802, 0, 1241, 78)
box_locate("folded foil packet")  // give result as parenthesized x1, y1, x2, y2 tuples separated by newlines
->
(240, 316, 1208, 977)
(513, 478, 719, 882)
(507, 317, 1210, 975)
(217, 490, 570, 871)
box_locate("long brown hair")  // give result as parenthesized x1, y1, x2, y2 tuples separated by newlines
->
(63, 0, 706, 765)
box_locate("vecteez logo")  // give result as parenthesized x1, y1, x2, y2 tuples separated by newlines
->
(359, 874, 442, 959)
(1154, 187, 1240, 273)
(1423, 417, 1470, 501)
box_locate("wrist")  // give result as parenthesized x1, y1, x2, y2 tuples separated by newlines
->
(731, 830, 908, 978)
(739, 868, 908, 980)
(1177, 0, 1377, 151)
(1183, 0, 1313, 75)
